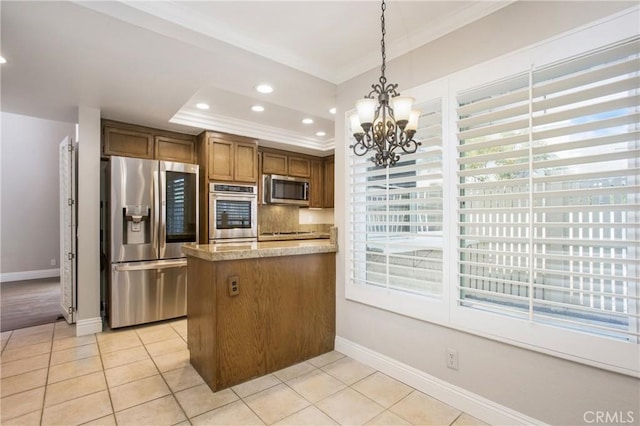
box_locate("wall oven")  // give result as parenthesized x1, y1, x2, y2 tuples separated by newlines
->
(263, 174, 310, 206)
(209, 182, 257, 244)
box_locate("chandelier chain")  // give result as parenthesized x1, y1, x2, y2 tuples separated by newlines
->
(380, 0, 386, 79)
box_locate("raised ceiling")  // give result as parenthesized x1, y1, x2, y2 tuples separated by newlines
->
(0, 1, 510, 155)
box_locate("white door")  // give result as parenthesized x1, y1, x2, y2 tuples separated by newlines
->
(59, 137, 76, 323)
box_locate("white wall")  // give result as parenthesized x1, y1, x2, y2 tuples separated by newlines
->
(334, 2, 640, 425)
(0, 112, 75, 281)
(298, 208, 334, 225)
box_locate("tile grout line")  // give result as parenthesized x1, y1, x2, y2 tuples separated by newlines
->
(4, 322, 477, 426)
(96, 330, 119, 425)
(162, 321, 194, 425)
(38, 325, 56, 425)
(0, 324, 55, 424)
(135, 322, 192, 425)
(278, 373, 342, 426)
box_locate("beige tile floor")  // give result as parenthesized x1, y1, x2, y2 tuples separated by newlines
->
(1, 319, 487, 426)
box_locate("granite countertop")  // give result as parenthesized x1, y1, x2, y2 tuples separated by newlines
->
(182, 239, 338, 262)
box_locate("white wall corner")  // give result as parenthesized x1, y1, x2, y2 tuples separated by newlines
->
(0, 268, 60, 283)
(335, 336, 547, 426)
(75, 317, 103, 336)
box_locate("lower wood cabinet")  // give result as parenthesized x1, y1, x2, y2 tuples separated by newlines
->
(187, 253, 336, 391)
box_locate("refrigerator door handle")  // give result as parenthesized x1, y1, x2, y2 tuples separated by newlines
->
(152, 166, 160, 258)
(158, 165, 167, 257)
(114, 260, 186, 272)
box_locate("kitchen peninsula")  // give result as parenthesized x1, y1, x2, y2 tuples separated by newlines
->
(182, 238, 337, 392)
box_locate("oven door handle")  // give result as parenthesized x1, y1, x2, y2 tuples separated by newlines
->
(211, 193, 257, 201)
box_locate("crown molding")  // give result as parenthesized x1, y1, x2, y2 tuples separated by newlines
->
(170, 108, 335, 155)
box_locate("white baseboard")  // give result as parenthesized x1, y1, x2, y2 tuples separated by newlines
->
(0, 268, 60, 283)
(75, 317, 103, 336)
(335, 336, 545, 426)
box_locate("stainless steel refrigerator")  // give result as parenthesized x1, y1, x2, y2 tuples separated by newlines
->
(109, 156, 198, 328)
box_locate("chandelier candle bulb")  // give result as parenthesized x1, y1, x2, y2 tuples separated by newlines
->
(350, 113, 364, 135)
(406, 110, 421, 132)
(356, 98, 377, 129)
(390, 96, 414, 126)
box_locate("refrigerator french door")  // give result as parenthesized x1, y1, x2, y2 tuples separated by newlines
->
(109, 156, 198, 328)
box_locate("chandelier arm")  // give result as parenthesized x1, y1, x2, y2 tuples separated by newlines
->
(400, 138, 422, 154)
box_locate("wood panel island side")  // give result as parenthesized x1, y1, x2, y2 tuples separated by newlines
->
(182, 240, 337, 392)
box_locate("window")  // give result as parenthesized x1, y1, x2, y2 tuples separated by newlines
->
(349, 99, 445, 314)
(456, 38, 639, 343)
(346, 10, 639, 374)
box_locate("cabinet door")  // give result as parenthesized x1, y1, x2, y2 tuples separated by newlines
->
(155, 136, 196, 163)
(262, 152, 288, 175)
(208, 138, 234, 181)
(323, 157, 334, 208)
(288, 156, 310, 178)
(103, 126, 153, 159)
(309, 160, 323, 208)
(234, 142, 258, 183)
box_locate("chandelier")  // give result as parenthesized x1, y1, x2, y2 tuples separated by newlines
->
(349, 0, 421, 168)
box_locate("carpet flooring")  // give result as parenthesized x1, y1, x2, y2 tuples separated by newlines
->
(0, 278, 64, 332)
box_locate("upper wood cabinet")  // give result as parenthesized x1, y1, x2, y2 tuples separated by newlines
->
(102, 120, 196, 163)
(103, 126, 153, 159)
(309, 159, 324, 208)
(323, 156, 334, 208)
(155, 136, 197, 163)
(261, 151, 310, 178)
(201, 132, 258, 183)
(208, 139, 234, 181)
(288, 156, 310, 178)
(262, 152, 288, 175)
(235, 143, 259, 182)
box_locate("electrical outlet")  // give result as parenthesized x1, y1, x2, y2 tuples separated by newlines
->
(228, 276, 240, 297)
(446, 348, 459, 370)
(50, 258, 57, 266)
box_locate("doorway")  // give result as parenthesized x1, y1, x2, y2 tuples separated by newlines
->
(0, 278, 63, 332)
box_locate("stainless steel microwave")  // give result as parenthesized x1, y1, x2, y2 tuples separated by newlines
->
(262, 174, 310, 206)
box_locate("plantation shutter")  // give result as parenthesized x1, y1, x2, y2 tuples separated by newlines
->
(350, 99, 444, 297)
(457, 38, 640, 341)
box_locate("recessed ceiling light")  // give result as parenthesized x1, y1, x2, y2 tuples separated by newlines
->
(0, 56, 6, 64)
(196, 103, 210, 110)
(251, 105, 265, 112)
(316, 131, 326, 137)
(255, 84, 274, 94)
(329, 107, 336, 114)
(302, 118, 314, 124)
